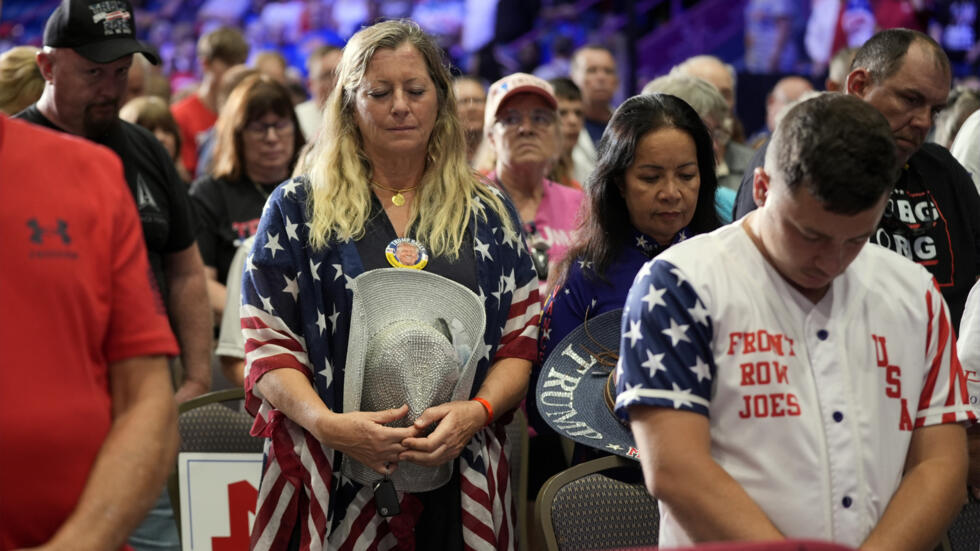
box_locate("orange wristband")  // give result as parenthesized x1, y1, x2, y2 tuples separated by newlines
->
(472, 397, 494, 426)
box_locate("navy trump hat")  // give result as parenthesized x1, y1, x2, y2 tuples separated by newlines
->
(536, 308, 641, 460)
(44, 0, 160, 65)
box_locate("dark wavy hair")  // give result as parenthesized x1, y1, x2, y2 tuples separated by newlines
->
(554, 93, 719, 287)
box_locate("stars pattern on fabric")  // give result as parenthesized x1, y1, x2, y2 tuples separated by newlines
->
(285, 216, 299, 242)
(259, 293, 274, 313)
(281, 179, 302, 197)
(640, 284, 667, 312)
(501, 227, 521, 249)
(282, 274, 299, 301)
(688, 301, 710, 326)
(317, 358, 333, 388)
(641, 350, 666, 377)
(240, 179, 540, 545)
(328, 305, 340, 335)
(474, 237, 492, 261)
(315, 309, 327, 335)
(689, 356, 711, 382)
(661, 318, 690, 346)
(624, 320, 643, 348)
(264, 232, 284, 258)
(615, 259, 715, 417)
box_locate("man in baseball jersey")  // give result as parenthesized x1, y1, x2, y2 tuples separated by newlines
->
(615, 94, 974, 549)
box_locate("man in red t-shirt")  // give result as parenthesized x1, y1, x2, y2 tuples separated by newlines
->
(0, 112, 180, 549)
(171, 27, 249, 176)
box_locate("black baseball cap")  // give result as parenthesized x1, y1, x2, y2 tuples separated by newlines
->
(44, 0, 160, 65)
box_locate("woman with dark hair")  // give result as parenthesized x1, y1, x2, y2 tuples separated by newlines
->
(120, 95, 190, 183)
(190, 74, 305, 318)
(529, 93, 720, 468)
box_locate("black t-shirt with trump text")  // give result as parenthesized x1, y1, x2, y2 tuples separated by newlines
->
(16, 105, 196, 299)
(190, 174, 270, 285)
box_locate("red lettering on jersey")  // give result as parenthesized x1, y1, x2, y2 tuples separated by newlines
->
(729, 331, 796, 357)
(771, 393, 785, 417)
(899, 398, 913, 431)
(757, 330, 771, 352)
(728, 333, 742, 355)
(740, 361, 790, 386)
(873, 334, 903, 398)
(740, 363, 755, 386)
(967, 370, 980, 384)
(886, 365, 902, 398)
(873, 334, 890, 366)
(773, 362, 789, 384)
(739, 394, 752, 418)
(786, 393, 801, 416)
(738, 393, 802, 418)
(769, 334, 784, 356)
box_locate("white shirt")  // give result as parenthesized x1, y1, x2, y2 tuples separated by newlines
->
(950, 109, 980, 195)
(616, 221, 975, 547)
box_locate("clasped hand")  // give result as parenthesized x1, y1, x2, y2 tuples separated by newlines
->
(321, 405, 419, 475)
(399, 400, 487, 467)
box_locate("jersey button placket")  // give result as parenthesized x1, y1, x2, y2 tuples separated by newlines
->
(806, 316, 860, 542)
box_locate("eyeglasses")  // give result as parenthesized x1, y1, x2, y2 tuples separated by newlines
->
(244, 118, 294, 138)
(496, 109, 557, 129)
(458, 97, 486, 106)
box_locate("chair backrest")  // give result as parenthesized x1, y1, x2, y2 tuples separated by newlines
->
(535, 454, 658, 551)
(504, 408, 530, 551)
(662, 541, 855, 550)
(167, 388, 263, 531)
(942, 498, 980, 551)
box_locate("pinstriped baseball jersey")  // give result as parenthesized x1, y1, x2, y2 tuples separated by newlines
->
(614, 220, 976, 547)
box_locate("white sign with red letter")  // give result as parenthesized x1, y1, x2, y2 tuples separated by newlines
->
(178, 452, 263, 551)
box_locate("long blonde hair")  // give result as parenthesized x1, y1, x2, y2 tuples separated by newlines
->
(306, 20, 511, 257)
(0, 46, 44, 115)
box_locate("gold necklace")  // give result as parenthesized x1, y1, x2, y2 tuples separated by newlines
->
(371, 181, 418, 207)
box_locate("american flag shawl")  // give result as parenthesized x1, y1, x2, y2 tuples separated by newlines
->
(242, 177, 540, 550)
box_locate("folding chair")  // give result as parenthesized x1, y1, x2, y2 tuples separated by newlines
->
(167, 388, 264, 532)
(940, 497, 980, 551)
(535, 454, 658, 551)
(504, 408, 530, 551)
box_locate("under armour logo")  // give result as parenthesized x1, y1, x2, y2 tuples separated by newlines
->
(27, 218, 71, 245)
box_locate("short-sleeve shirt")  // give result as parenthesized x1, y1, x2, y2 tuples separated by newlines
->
(0, 115, 178, 549)
(615, 220, 975, 547)
(171, 93, 217, 176)
(490, 173, 584, 293)
(190, 174, 272, 284)
(17, 105, 197, 298)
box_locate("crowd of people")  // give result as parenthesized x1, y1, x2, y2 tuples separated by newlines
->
(3, 0, 980, 550)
